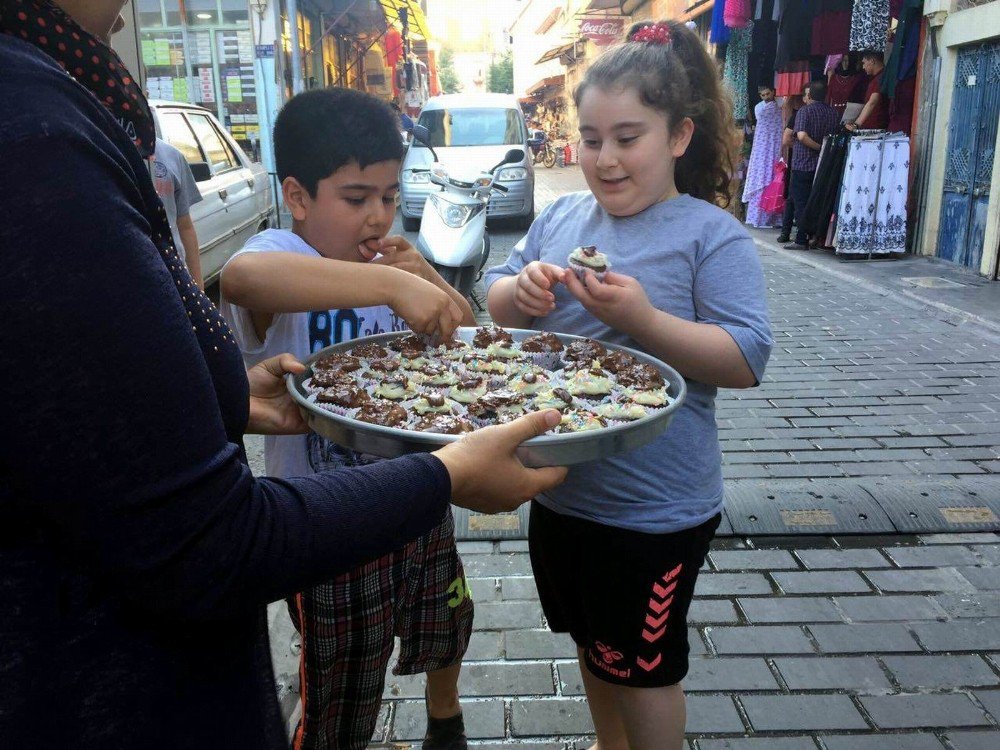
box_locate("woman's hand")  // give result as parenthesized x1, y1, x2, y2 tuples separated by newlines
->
(246, 353, 310, 435)
(514, 261, 565, 318)
(433, 410, 568, 513)
(563, 270, 655, 339)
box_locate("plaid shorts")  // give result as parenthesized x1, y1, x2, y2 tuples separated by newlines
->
(289, 508, 473, 750)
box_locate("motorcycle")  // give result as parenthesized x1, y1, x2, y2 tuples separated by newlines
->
(409, 124, 525, 301)
(529, 129, 557, 169)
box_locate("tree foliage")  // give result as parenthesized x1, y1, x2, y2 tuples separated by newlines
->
(438, 47, 462, 94)
(486, 51, 513, 94)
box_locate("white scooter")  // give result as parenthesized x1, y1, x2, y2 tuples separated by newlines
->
(409, 124, 525, 302)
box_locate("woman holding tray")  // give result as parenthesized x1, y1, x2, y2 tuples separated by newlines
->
(0, 2, 566, 748)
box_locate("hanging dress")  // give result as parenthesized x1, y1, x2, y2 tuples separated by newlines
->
(724, 23, 754, 120)
(725, 0, 753, 27)
(743, 99, 785, 226)
(849, 0, 889, 53)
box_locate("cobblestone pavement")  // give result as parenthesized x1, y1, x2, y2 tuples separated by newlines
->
(259, 167, 1000, 747)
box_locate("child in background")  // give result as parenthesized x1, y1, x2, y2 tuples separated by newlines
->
(220, 88, 475, 750)
(485, 21, 773, 750)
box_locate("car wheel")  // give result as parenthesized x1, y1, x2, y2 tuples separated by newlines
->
(402, 215, 421, 232)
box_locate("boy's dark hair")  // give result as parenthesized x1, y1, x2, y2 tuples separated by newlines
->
(861, 50, 884, 64)
(274, 87, 405, 198)
(575, 20, 738, 207)
(757, 83, 775, 92)
(806, 80, 828, 103)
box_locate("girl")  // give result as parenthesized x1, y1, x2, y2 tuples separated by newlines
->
(485, 20, 773, 750)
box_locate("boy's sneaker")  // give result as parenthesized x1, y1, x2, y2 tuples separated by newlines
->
(423, 712, 468, 750)
(776, 233, 791, 243)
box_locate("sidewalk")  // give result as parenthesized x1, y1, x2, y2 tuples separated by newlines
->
(264, 168, 1000, 747)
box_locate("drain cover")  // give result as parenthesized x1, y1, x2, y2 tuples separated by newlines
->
(861, 480, 1000, 533)
(901, 276, 967, 289)
(725, 481, 895, 535)
(453, 505, 530, 540)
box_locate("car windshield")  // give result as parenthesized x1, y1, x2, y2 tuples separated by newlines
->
(415, 108, 526, 148)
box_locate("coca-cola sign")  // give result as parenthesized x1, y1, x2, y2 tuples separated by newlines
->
(580, 17, 625, 46)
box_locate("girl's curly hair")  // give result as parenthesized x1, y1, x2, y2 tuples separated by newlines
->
(573, 21, 739, 207)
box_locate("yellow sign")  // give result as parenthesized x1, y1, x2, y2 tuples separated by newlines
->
(379, 0, 430, 40)
(468, 513, 521, 532)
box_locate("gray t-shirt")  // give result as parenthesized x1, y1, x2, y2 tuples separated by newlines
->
(484, 191, 773, 534)
(152, 138, 203, 263)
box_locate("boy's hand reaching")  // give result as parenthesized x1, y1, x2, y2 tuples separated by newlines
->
(371, 235, 436, 282)
(514, 261, 565, 318)
(386, 271, 464, 339)
(564, 270, 656, 339)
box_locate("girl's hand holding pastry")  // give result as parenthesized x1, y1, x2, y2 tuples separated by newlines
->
(564, 269, 655, 339)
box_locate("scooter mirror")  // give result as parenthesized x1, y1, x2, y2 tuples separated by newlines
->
(503, 148, 525, 164)
(412, 124, 431, 145)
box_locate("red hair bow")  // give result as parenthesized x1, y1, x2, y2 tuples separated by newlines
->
(630, 22, 672, 46)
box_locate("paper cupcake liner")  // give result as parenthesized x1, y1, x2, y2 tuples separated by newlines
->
(522, 351, 561, 370)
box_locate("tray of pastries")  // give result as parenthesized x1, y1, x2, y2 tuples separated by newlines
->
(286, 325, 687, 467)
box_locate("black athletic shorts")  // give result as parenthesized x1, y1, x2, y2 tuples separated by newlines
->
(529, 500, 720, 688)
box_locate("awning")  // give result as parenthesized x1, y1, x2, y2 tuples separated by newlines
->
(379, 0, 430, 40)
(586, 0, 623, 11)
(536, 42, 574, 65)
(526, 74, 565, 96)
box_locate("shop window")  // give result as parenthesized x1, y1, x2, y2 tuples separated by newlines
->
(138, 0, 163, 28)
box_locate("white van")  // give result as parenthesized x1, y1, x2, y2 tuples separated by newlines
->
(399, 93, 535, 231)
(150, 101, 273, 285)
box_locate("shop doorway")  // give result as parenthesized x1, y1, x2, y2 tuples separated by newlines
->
(937, 41, 1000, 275)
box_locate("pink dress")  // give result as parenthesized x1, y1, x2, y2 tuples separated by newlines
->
(724, 0, 751, 28)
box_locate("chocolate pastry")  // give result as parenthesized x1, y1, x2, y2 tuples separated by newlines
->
(368, 357, 402, 373)
(389, 333, 430, 356)
(563, 338, 607, 365)
(520, 331, 564, 353)
(316, 385, 370, 408)
(414, 415, 475, 434)
(472, 324, 514, 349)
(355, 399, 407, 427)
(437, 338, 468, 351)
(601, 350, 641, 374)
(350, 342, 388, 359)
(616, 363, 664, 389)
(313, 354, 362, 374)
(467, 390, 524, 418)
(310, 368, 356, 388)
(552, 387, 573, 406)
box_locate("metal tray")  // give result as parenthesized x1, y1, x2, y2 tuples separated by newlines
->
(286, 328, 687, 467)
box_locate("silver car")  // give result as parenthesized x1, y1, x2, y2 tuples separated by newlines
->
(151, 101, 273, 285)
(399, 93, 535, 231)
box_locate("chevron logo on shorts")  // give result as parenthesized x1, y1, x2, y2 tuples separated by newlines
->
(640, 563, 683, 646)
(636, 653, 662, 672)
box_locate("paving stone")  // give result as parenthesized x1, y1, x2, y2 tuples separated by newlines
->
(500, 576, 539, 601)
(707, 625, 814, 655)
(957, 567, 1000, 590)
(694, 573, 774, 596)
(497, 540, 530, 552)
(695, 739, 818, 750)
(738, 596, 842, 623)
(505, 630, 578, 659)
(795, 548, 891, 569)
(684, 657, 779, 691)
(820, 734, 945, 750)
(555, 662, 584, 696)
(920, 534, 1000, 545)
(865, 568, 976, 593)
(741, 694, 867, 731)
(946, 730, 1000, 750)
(468, 577, 501, 602)
(910, 620, 1000, 651)
(473, 600, 543, 630)
(835, 595, 944, 621)
(933, 592, 1000, 618)
(462, 553, 533, 577)
(460, 662, 556, 697)
(709, 549, 800, 570)
(688, 599, 741, 624)
(772, 656, 892, 691)
(772, 571, 872, 594)
(458, 541, 495, 554)
(972, 544, 1000, 564)
(463, 632, 504, 663)
(884, 545, 982, 568)
(808, 623, 922, 653)
(975, 690, 1000, 721)
(511, 698, 593, 736)
(860, 694, 992, 729)
(882, 655, 1000, 690)
(686, 695, 746, 734)
(391, 698, 504, 740)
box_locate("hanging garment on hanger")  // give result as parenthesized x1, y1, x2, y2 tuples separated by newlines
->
(776, 0, 815, 68)
(882, 0, 922, 97)
(726, 0, 753, 27)
(743, 98, 785, 226)
(827, 70, 867, 114)
(724, 23, 754, 120)
(801, 131, 851, 243)
(747, 3, 779, 107)
(811, 0, 853, 56)
(712, 0, 733, 44)
(834, 133, 909, 254)
(849, 0, 889, 53)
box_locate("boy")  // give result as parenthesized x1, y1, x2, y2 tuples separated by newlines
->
(220, 88, 476, 750)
